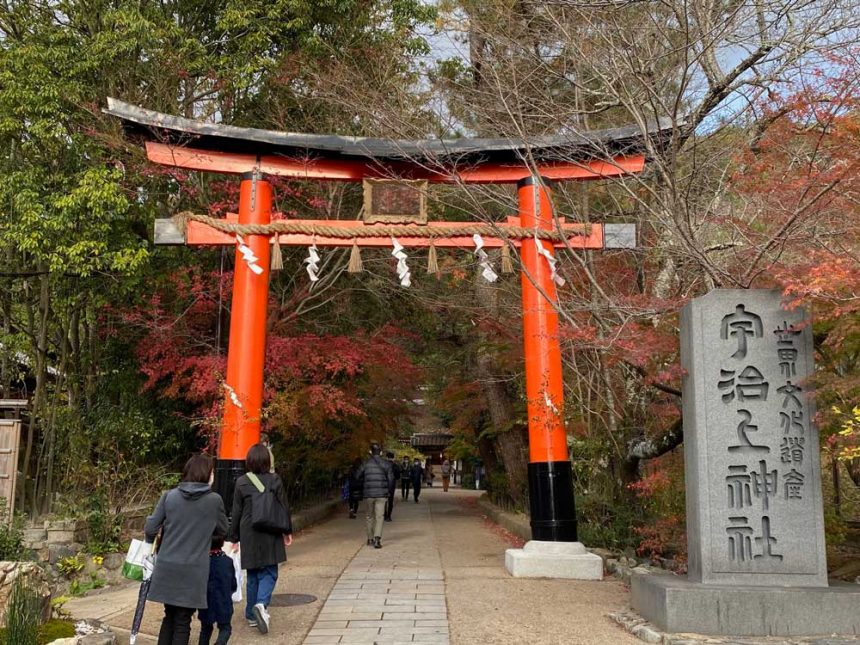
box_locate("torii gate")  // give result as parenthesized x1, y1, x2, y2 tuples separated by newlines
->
(107, 99, 666, 575)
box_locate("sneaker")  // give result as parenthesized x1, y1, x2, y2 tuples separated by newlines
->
(349, 512, 356, 519)
(373, 537, 382, 549)
(253, 603, 270, 634)
(248, 619, 258, 628)
(367, 538, 374, 546)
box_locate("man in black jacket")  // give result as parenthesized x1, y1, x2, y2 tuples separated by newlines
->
(384, 451, 401, 522)
(356, 443, 395, 549)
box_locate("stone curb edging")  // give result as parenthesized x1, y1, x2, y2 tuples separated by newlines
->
(476, 494, 531, 543)
(610, 610, 860, 645)
(292, 497, 342, 533)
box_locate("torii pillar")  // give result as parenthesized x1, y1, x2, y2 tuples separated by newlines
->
(504, 177, 603, 579)
(214, 171, 272, 511)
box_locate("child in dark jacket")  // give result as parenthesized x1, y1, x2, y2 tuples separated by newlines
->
(198, 535, 237, 645)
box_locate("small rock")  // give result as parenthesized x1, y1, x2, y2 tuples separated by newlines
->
(631, 623, 662, 643)
(102, 553, 124, 570)
(632, 566, 651, 575)
(23, 528, 47, 541)
(80, 634, 117, 645)
(46, 638, 78, 645)
(606, 558, 619, 573)
(46, 530, 77, 545)
(590, 547, 614, 559)
(48, 544, 80, 564)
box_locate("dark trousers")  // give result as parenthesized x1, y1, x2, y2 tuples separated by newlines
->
(158, 604, 195, 645)
(199, 621, 231, 645)
(401, 479, 411, 500)
(413, 480, 422, 501)
(349, 498, 360, 515)
(385, 489, 395, 520)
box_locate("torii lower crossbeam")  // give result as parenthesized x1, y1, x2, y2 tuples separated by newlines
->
(154, 215, 635, 250)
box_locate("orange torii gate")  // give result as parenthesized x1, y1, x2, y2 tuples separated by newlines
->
(107, 99, 667, 569)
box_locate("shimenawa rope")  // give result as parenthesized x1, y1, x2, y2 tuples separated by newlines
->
(174, 212, 590, 242)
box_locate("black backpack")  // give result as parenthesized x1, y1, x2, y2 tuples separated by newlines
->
(246, 473, 292, 534)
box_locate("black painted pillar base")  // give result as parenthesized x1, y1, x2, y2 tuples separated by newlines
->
(214, 458, 245, 517)
(528, 461, 578, 541)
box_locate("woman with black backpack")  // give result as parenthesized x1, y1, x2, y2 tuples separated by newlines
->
(229, 443, 292, 635)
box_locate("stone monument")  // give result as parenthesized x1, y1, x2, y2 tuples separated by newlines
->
(632, 289, 860, 636)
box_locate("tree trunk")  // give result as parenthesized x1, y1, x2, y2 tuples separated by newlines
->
(27, 268, 51, 517)
(623, 417, 683, 483)
(473, 273, 529, 506)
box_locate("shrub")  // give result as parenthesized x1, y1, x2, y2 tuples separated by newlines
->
(36, 619, 75, 644)
(0, 502, 24, 561)
(56, 556, 84, 579)
(3, 575, 42, 645)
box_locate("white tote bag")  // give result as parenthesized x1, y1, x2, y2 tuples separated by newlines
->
(122, 539, 153, 582)
(225, 542, 243, 603)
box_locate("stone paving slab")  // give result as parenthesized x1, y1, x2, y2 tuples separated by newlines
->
(303, 492, 450, 644)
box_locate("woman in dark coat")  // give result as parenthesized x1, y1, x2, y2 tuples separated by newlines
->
(145, 454, 228, 645)
(229, 444, 292, 635)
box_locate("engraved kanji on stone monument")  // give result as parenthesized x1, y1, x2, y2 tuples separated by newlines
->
(681, 289, 826, 587)
(721, 305, 763, 359)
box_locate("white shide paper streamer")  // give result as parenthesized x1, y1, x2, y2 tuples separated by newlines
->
(304, 243, 321, 282)
(544, 391, 560, 415)
(533, 233, 565, 287)
(236, 235, 264, 276)
(472, 234, 498, 283)
(391, 237, 412, 287)
(224, 383, 243, 409)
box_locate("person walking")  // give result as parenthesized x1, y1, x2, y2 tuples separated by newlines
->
(144, 454, 228, 645)
(198, 535, 236, 645)
(347, 458, 363, 519)
(441, 458, 452, 492)
(229, 444, 293, 635)
(356, 443, 394, 548)
(400, 456, 412, 500)
(424, 458, 434, 487)
(410, 458, 423, 503)
(384, 451, 401, 522)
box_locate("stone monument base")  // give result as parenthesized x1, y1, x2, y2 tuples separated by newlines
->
(504, 540, 603, 579)
(632, 572, 860, 636)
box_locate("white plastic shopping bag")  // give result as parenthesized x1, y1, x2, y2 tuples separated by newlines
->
(225, 542, 243, 603)
(122, 539, 154, 581)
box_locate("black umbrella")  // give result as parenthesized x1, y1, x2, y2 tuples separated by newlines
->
(129, 575, 151, 645)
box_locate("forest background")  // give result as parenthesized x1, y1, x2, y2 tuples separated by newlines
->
(1, 0, 860, 567)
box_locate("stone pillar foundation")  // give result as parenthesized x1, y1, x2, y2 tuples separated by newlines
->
(504, 540, 603, 580)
